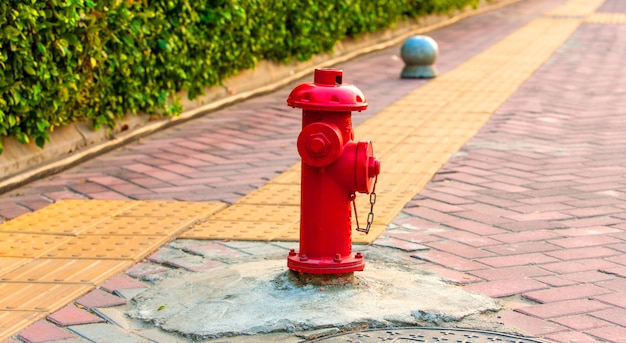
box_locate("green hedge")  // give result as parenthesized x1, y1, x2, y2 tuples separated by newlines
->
(0, 0, 479, 153)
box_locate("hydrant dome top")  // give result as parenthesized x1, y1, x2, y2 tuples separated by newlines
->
(287, 68, 368, 112)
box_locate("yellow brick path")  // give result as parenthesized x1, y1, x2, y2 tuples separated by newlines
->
(0, 0, 608, 340)
(0, 200, 225, 341)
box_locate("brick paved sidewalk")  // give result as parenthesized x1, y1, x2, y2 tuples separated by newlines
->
(4, 0, 626, 342)
(387, 1, 626, 342)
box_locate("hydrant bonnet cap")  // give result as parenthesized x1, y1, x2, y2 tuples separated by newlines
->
(287, 68, 368, 111)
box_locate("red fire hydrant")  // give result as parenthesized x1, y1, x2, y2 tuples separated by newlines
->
(286, 68, 381, 275)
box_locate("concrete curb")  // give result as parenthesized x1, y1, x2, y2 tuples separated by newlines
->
(0, 0, 518, 193)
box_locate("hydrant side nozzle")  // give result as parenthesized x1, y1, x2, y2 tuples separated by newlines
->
(355, 141, 380, 194)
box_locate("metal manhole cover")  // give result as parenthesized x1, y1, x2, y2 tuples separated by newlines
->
(311, 327, 547, 342)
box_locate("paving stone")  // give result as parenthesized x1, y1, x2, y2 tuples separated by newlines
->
(497, 310, 567, 336)
(530, 259, 621, 275)
(47, 305, 105, 327)
(491, 229, 564, 244)
(522, 284, 611, 304)
(596, 277, 626, 292)
(483, 241, 560, 256)
(225, 242, 291, 259)
(389, 216, 442, 231)
(464, 279, 547, 298)
(93, 307, 132, 330)
(551, 315, 613, 331)
(477, 253, 559, 268)
(593, 292, 626, 309)
(560, 270, 615, 284)
(469, 265, 552, 281)
(433, 230, 501, 247)
(533, 275, 578, 288)
(373, 237, 430, 252)
(424, 265, 482, 285)
(403, 207, 462, 225)
(412, 250, 488, 272)
(174, 241, 249, 261)
(114, 288, 147, 301)
(549, 235, 621, 249)
(426, 240, 493, 259)
(68, 323, 146, 343)
(75, 289, 126, 309)
(515, 299, 610, 319)
(385, 230, 441, 244)
(609, 242, 626, 253)
(585, 325, 626, 343)
(544, 331, 600, 343)
(416, 199, 466, 213)
(607, 253, 626, 266)
(269, 241, 299, 251)
(148, 246, 224, 271)
(558, 216, 623, 228)
(588, 307, 626, 327)
(497, 218, 568, 231)
(133, 327, 188, 343)
(18, 320, 76, 343)
(454, 210, 514, 225)
(125, 262, 170, 279)
(100, 275, 147, 293)
(442, 219, 507, 235)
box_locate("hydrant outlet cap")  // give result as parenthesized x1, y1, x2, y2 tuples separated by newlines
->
(287, 68, 368, 112)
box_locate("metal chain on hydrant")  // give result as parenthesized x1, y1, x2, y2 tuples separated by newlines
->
(352, 175, 378, 234)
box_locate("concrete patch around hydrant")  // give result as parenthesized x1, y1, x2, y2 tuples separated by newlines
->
(127, 246, 499, 339)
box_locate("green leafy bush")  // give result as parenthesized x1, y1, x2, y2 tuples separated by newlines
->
(0, 0, 479, 154)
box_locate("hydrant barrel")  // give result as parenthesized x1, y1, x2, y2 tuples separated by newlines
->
(286, 68, 381, 275)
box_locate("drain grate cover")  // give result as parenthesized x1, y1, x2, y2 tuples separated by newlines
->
(311, 327, 547, 342)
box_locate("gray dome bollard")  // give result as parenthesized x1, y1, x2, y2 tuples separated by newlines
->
(400, 35, 438, 79)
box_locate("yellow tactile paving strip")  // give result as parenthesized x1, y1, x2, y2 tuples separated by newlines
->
(0, 200, 225, 341)
(586, 12, 626, 24)
(0, 1, 610, 340)
(183, 0, 604, 244)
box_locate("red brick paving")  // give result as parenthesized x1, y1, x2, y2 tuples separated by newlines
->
(47, 305, 105, 327)
(74, 289, 126, 309)
(585, 326, 626, 343)
(552, 314, 612, 331)
(464, 279, 548, 298)
(499, 310, 568, 336)
(515, 299, 611, 320)
(522, 284, 611, 304)
(17, 321, 75, 343)
(99, 274, 147, 293)
(383, 7, 626, 341)
(546, 331, 601, 343)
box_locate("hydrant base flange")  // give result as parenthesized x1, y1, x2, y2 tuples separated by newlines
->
(287, 253, 365, 275)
